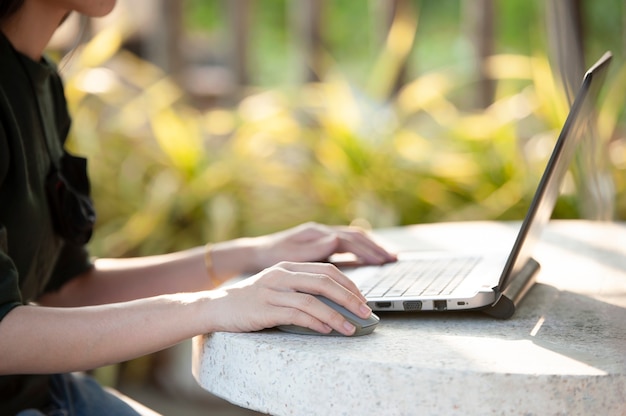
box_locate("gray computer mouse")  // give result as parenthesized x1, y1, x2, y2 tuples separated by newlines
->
(277, 295, 380, 336)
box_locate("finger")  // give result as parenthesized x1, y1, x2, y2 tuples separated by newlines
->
(284, 223, 396, 264)
(277, 262, 366, 302)
(292, 231, 393, 266)
(334, 229, 396, 264)
(271, 262, 370, 316)
(271, 292, 357, 336)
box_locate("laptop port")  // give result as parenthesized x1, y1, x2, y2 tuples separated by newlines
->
(403, 301, 422, 311)
(433, 300, 447, 311)
(375, 301, 392, 308)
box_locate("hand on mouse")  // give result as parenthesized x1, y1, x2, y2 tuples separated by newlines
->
(206, 261, 372, 336)
(243, 222, 397, 271)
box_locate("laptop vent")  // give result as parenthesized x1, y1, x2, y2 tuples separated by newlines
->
(403, 301, 422, 311)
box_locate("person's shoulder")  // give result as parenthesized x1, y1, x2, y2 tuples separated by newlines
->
(0, 101, 8, 189)
(0, 48, 11, 151)
(0, 36, 15, 184)
(0, 36, 14, 81)
(0, 33, 26, 101)
(0, 36, 14, 133)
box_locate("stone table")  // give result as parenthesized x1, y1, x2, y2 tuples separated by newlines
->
(193, 220, 626, 415)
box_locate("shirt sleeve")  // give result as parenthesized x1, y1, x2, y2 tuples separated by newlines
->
(43, 243, 94, 294)
(0, 227, 22, 321)
(0, 118, 22, 321)
(42, 71, 95, 293)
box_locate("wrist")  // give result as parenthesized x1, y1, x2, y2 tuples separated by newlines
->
(195, 289, 230, 334)
(203, 243, 220, 288)
(208, 238, 259, 281)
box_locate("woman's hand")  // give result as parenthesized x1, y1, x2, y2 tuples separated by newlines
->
(207, 261, 372, 336)
(248, 222, 396, 272)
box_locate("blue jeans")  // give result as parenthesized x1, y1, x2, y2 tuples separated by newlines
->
(16, 373, 140, 416)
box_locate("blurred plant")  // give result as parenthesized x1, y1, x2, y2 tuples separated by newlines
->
(60, 18, 626, 260)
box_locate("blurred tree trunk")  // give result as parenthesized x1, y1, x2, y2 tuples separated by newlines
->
(146, 0, 184, 76)
(546, 0, 585, 103)
(463, 0, 495, 108)
(375, 0, 412, 96)
(546, 0, 615, 220)
(290, 0, 325, 83)
(368, 0, 416, 100)
(226, 0, 252, 98)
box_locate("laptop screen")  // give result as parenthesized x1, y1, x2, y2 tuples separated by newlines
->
(497, 51, 612, 292)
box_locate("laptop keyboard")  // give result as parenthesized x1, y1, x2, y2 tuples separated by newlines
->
(360, 256, 481, 298)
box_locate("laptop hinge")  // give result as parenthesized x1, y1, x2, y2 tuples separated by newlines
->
(482, 258, 540, 319)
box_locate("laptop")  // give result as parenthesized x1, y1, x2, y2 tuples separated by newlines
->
(343, 51, 612, 319)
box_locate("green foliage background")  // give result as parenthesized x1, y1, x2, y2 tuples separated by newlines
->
(59, 0, 626, 259)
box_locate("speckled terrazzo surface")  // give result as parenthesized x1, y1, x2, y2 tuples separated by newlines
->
(193, 221, 626, 416)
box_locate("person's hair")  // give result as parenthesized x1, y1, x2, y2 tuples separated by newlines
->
(0, 0, 24, 21)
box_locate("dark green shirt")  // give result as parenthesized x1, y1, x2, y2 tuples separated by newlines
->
(0, 32, 94, 413)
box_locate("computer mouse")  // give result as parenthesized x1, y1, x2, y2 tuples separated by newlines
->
(277, 295, 380, 336)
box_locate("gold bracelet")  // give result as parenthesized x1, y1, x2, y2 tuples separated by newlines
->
(204, 243, 219, 287)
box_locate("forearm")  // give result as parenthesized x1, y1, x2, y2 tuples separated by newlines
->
(0, 291, 222, 375)
(38, 239, 259, 307)
(1, 260, 375, 376)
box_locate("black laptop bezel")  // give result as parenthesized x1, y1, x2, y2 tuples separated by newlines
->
(485, 51, 613, 318)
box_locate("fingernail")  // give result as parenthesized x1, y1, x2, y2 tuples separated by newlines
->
(360, 304, 372, 316)
(343, 321, 356, 333)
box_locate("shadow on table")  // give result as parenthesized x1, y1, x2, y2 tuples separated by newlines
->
(376, 282, 626, 375)
(542, 225, 626, 274)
